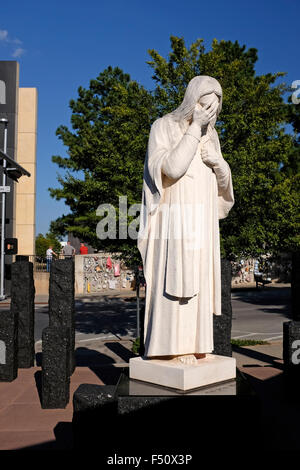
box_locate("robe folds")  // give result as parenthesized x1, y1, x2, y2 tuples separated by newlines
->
(137, 115, 234, 357)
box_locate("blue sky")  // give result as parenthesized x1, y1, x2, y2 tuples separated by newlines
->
(0, 0, 299, 237)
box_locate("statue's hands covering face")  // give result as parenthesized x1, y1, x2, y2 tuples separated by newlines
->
(192, 102, 218, 128)
(197, 93, 219, 129)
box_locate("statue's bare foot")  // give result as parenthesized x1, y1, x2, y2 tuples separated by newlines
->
(171, 354, 198, 365)
(147, 353, 206, 363)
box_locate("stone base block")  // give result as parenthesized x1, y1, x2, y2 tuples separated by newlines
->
(129, 354, 236, 391)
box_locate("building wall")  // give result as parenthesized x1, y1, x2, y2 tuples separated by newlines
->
(0, 62, 19, 237)
(14, 88, 37, 255)
(0, 61, 20, 294)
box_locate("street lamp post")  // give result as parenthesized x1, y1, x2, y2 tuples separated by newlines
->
(0, 118, 8, 300)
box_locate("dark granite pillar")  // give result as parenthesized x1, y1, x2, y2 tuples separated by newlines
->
(11, 260, 35, 368)
(0, 309, 18, 381)
(42, 326, 70, 409)
(49, 258, 75, 375)
(213, 258, 233, 357)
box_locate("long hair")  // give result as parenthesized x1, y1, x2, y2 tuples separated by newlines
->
(168, 75, 223, 123)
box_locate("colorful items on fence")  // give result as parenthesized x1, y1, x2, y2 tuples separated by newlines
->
(83, 255, 134, 293)
(114, 264, 120, 277)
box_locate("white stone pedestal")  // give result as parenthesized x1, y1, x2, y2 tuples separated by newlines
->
(129, 354, 236, 392)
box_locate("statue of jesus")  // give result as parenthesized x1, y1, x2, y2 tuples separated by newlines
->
(137, 76, 234, 364)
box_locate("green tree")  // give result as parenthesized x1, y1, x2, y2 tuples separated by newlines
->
(49, 66, 156, 265)
(35, 233, 61, 258)
(49, 37, 299, 263)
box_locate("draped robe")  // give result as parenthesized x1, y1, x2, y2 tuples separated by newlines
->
(137, 114, 234, 357)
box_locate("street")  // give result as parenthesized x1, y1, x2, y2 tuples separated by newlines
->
(231, 285, 291, 341)
(0, 284, 291, 345)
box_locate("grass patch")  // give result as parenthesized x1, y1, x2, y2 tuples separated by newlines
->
(231, 338, 270, 347)
(132, 337, 140, 355)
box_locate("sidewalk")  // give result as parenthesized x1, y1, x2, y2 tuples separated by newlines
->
(0, 289, 144, 307)
(0, 294, 50, 306)
(0, 340, 133, 450)
(0, 281, 288, 305)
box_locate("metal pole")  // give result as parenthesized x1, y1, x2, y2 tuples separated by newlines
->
(0, 118, 8, 300)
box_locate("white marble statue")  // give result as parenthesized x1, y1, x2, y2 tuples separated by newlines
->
(137, 76, 234, 364)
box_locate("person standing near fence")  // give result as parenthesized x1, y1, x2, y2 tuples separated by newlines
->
(62, 241, 75, 258)
(79, 242, 88, 255)
(46, 246, 57, 272)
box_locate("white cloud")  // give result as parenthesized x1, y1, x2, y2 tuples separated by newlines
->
(0, 29, 8, 41)
(12, 47, 25, 58)
(0, 28, 25, 58)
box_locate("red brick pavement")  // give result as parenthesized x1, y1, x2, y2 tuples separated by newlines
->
(0, 366, 113, 450)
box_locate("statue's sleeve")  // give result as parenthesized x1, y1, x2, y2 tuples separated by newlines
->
(143, 118, 167, 210)
(146, 118, 201, 201)
(212, 132, 234, 219)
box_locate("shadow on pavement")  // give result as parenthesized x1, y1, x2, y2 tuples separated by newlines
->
(34, 370, 43, 406)
(74, 297, 141, 337)
(232, 285, 292, 319)
(16, 422, 73, 451)
(75, 347, 115, 367)
(232, 345, 283, 368)
(74, 345, 131, 386)
(35, 344, 130, 393)
(104, 341, 136, 363)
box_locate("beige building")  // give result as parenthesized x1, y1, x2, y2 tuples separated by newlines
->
(14, 88, 37, 256)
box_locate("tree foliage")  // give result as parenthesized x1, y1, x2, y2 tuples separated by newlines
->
(49, 66, 156, 264)
(49, 37, 299, 262)
(35, 233, 62, 258)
